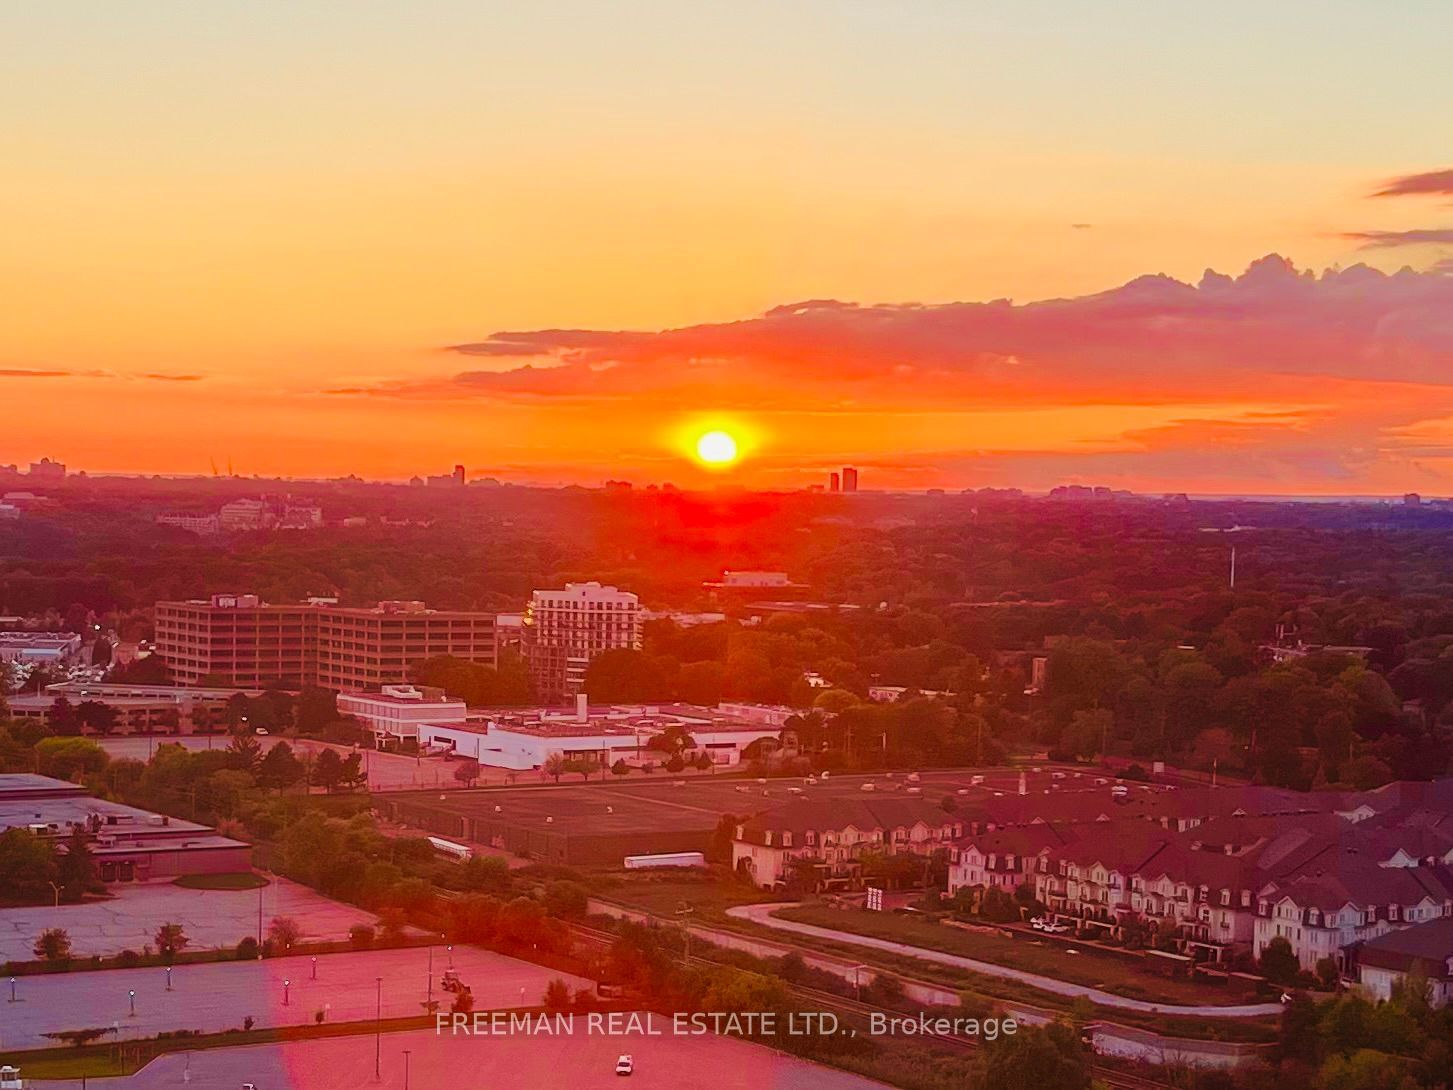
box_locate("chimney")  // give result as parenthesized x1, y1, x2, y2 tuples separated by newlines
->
(576, 692, 588, 723)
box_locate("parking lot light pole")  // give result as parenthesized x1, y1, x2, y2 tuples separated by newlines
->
(311, 956, 317, 980)
(166, 966, 173, 991)
(8, 977, 16, 1002)
(374, 976, 383, 1079)
(427, 946, 433, 1009)
(404, 1049, 412, 1090)
(128, 989, 136, 1017)
(283, 979, 291, 1006)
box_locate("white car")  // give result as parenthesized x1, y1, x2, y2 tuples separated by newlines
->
(1029, 916, 1047, 929)
(254, 728, 269, 736)
(1043, 923, 1071, 935)
(615, 1055, 634, 1076)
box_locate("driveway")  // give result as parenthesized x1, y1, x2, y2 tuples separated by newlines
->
(726, 903, 1283, 1018)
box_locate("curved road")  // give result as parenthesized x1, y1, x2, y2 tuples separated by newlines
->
(727, 903, 1283, 1018)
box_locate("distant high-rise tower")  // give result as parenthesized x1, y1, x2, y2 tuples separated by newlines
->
(829, 471, 840, 492)
(842, 466, 859, 493)
(453, 464, 466, 484)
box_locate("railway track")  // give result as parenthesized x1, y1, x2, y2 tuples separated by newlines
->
(568, 921, 1172, 1089)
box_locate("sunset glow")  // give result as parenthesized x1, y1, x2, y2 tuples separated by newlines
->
(1, 4, 1450, 493)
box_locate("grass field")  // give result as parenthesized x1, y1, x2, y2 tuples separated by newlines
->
(173, 872, 270, 890)
(775, 904, 1258, 1008)
(593, 873, 774, 919)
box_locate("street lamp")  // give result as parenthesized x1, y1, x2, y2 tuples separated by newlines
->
(311, 956, 317, 980)
(8, 977, 16, 1002)
(403, 1049, 412, 1090)
(128, 989, 136, 1017)
(165, 966, 173, 991)
(446, 945, 453, 968)
(283, 979, 291, 1007)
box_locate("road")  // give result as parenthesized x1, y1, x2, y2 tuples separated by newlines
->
(28, 1020, 891, 1090)
(0, 946, 590, 1049)
(726, 904, 1283, 1018)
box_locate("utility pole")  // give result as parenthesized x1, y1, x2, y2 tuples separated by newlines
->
(1229, 546, 1236, 590)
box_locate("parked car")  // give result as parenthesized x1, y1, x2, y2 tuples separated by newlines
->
(1043, 923, 1071, 935)
(1030, 916, 1047, 930)
(615, 1055, 634, 1076)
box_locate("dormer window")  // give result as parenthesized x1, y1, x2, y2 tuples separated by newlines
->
(765, 831, 773, 846)
(1390, 904, 1400, 921)
(1220, 890, 1230, 906)
(782, 832, 792, 848)
(806, 831, 816, 846)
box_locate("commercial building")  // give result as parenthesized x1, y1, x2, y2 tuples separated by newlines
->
(337, 685, 468, 748)
(6, 681, 255, 734)
(416, 700, 783, 771)
(522, 582, 641, 701)
(0, 632, 83, 666)
(155, 512, 222, 535)
(841, 466, 859, 492)
(155, 594, 498, 690)
(0, 774, 251, 883)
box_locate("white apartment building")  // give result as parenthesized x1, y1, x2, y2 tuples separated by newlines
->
(522, 582, 642, 701)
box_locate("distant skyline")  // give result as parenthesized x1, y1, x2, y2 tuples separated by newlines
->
(3, 2, 1452, 492)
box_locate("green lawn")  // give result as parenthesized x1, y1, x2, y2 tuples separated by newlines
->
(173, 872, 270, 890)
(773, 904, 1260, 1009)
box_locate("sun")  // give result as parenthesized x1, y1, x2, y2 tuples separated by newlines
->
(694, 429, 739, 466)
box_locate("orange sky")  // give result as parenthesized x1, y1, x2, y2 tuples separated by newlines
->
(3, 3, 1452, 492)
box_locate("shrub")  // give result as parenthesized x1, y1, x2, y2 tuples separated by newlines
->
(118, 949, 141, 967)
(349, 924, 376, 949)
(236, 937, 260, 959)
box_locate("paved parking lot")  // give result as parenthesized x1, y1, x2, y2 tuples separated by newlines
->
(0, 946, 590, 1048)
(30, 1020, 889, 1089)
(0, 877, 378, 962)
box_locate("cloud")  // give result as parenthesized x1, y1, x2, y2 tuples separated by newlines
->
(1371, 168, 1453, 199)
(0, 368, 110, 379)
(140, 373, 205, 382)
(338, 255, 1453, 410)
(1341, 228, 1453, 249)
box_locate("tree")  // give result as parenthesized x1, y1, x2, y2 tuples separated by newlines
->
(0, 828, 59, 903)
(46, 696, 80, 735)
(33, 927, 72, 961)
(973, 1020, 1090, 1090)
(339, 752, 367, 791)
(610, 759, 630, 776)
(257, 741, 305, 790)
(154, 922, 189, 963)
(57, 827, 95, 900)
(453, 760, 481, 787)
(543, 978, 573, 1013)
(543, 752, 567, 783)
(34, 736, 109, 780)
(581, 649, 672, 702)
(1260, 935, 1300, 984)
(312, 748, 344, 791)
(74, 700, 119, 736)
(269, 916, 303, 950)
(227, 733, 264, 773)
